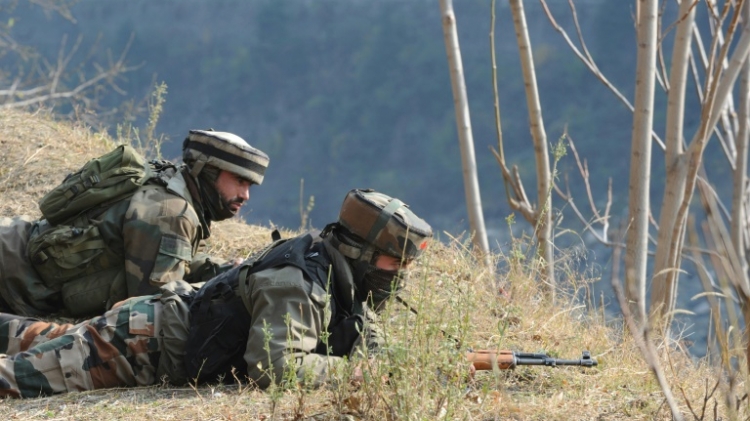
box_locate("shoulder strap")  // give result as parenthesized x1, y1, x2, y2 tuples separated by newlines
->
(235, 234, 315, 314)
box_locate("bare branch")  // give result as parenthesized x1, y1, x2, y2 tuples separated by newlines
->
(539, 0, 667, 150)
(0, 32, 139, 111)
(610, 245, 684, 421)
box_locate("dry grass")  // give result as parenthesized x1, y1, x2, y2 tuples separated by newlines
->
(0, 109, 744, 420)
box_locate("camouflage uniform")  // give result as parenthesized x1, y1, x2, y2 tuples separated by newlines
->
(0, 236, 375, 398)
(0, 168, 214, 317)
(0, 188, 431, 398)
(249, 238, 384, 388)
(0, 287, 190, 398)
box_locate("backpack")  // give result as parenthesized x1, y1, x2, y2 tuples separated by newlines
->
(28, 145, 176, 316)
(38, 144, 157, 225)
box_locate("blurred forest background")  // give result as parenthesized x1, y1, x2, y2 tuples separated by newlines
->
(5, 0, 645, 238)
(3, 0, 730, 352)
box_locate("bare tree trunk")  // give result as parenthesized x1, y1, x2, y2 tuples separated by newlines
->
(508, 0, 555, 292)
(651, 7, 750, 324)
(439, 0, 491, 263)
(626, 0, 658, 322)
(733, 0, 750, 275)
(649, 0, 695, 323)
(735, 0, 750, 374)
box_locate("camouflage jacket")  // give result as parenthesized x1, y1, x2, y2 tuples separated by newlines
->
(120, 166, 212, 295)
(17, 166, 221, 317)
(241, 237, 381, 388)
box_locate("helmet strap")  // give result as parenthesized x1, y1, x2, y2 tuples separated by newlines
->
(189, 156, 207, 178)
(328, 228, 364, 260)
(358, 198, 403, 262)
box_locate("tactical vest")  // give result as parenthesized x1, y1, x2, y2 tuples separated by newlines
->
(184, 234, 364, 384)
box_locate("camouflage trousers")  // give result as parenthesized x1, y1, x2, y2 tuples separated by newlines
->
(0, 291, 191, 398)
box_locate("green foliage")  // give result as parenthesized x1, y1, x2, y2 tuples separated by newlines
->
(144, 81, 168, 160)
(261, 318, 282, 418)
(115, 81, 168, 160)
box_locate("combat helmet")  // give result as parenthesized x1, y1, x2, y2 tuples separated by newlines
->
(334, 188, 432, 264)
(183, 129, 270, 184)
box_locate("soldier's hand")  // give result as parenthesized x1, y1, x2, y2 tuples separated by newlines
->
(350, 360, 388, 388)
(350, 366, 364, 387)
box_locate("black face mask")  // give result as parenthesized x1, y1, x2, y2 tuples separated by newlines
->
(356, 265, 404, 309)
(331, 228, 405, 309)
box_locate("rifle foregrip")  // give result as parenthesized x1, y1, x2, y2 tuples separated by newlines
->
(466, 350, 516, 370)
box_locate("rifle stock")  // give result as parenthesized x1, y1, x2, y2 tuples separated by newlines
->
(467, 350, 598, 370)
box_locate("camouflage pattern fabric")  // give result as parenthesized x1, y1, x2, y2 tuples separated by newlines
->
(242, 237, 383, 389)
(0, 234, 385, 398)
(0, 313, 75, 355)
(336, 189, 432, 262)
(1, 168, 216, 317)
(0, 216, 59, 316)
(120, 169, 207, 296)
(0, 295, 163, 398)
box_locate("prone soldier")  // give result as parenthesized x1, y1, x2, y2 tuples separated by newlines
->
(0, 188, 433, 397)
(0, 130, 269, 318)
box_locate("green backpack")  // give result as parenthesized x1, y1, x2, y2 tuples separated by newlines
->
(39, 144, 155, 225)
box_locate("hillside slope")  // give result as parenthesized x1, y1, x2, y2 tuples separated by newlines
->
(0, 110, 737, 421)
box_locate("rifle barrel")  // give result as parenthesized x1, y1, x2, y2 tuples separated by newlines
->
(467, 350, 598, 370)
(515, 351, 598, 367)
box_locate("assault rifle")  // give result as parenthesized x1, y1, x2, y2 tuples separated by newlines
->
(393, 297, 598, 371)
(467, 350, 598, 370)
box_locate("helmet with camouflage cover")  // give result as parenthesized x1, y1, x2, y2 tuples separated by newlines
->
(182, 129, 269, 185)
(326, 188, 432, 308)
(335, 188, 432, 263)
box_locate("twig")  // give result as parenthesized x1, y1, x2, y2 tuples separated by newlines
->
(610, 245, 685, 421)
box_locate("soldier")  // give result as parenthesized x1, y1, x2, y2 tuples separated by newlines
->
(0, 129, 269, 318)
(0, 188, 432, 398)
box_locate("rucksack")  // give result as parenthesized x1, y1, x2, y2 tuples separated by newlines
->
(38, 144, 162, 225)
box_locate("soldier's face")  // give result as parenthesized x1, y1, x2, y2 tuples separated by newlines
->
(215, 170, 252, 215)
(374, 254, 411, 271)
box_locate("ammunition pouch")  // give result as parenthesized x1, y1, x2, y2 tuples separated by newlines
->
(26, 220, 127, 316)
